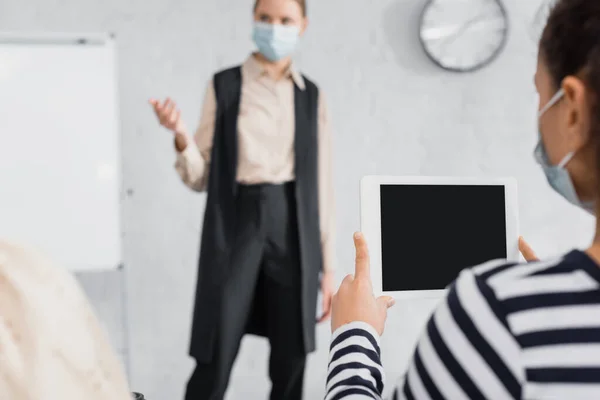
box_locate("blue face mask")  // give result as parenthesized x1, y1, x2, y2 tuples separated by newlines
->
(252, 22, 300, 62)
(535, 89, 595, 214)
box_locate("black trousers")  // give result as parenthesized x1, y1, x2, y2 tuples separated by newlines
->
(185, 182, 306, 400)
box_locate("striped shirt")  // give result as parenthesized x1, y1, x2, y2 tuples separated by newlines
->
(326, 250, 600, 400)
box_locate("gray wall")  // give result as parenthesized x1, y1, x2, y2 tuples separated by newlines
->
(3, 0, 596, 399)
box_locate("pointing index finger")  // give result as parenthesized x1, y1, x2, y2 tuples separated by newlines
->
(354, 232, 370, 280)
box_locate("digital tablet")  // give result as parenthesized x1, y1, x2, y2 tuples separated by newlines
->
(360, 176, 519, 298)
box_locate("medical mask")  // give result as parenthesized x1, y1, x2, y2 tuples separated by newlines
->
(535, 88, 595, 214)
(252, 22, 300, 62)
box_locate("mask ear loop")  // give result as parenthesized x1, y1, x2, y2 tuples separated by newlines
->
(558, 151, 575, 168)
(542, 88, 577, 169)
(538, 88, 565, 117)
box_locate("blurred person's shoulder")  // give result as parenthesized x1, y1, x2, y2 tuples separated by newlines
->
(454, 250, 600, 331)
(470, 250, 597, 295)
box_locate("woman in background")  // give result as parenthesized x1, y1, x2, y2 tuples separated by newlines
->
(150, 0, 336, 399)
(0, 241, 131, 399)
(327, 0, 600, 398)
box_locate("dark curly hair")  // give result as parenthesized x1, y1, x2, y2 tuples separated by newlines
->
(542, 0, 600, 83)
(253, 0, 307, 17)
(541, 0, 600, 138)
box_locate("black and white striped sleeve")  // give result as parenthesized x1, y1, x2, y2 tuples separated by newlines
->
(326, 321, 385, 399)
(325, 265, 525, 400)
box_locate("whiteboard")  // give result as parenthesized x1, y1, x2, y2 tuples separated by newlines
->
(0, 33, 121, 271)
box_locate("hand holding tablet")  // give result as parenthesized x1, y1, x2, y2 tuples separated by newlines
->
(360, 176, 520, 299)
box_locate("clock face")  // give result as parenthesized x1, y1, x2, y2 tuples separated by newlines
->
(419, 0, 509, 72)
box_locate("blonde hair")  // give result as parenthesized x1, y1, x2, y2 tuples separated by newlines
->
(253, 0, 307, 17)
(0, 241, 131, 400)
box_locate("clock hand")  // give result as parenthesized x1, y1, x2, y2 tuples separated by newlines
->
(440, 13, 488, 47)
(437, 13, 499, 60)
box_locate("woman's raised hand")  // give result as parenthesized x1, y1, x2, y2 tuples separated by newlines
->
(149, 97, 189, 151)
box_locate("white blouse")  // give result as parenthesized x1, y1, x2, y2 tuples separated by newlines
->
(0, 240, 131, 400)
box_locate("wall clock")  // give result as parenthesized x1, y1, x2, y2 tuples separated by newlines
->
(419, 0, 509, 73)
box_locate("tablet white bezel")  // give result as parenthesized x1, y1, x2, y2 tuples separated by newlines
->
(360, 175, 519, 299)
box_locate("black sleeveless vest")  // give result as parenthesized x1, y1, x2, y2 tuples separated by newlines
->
(189, 66, 323, 361)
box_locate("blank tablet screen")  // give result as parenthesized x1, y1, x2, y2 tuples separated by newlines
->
(380, 184, 507, 291)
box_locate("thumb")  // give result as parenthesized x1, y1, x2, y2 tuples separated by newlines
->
(519, 236, 538, 262)
(376, 296, 395, 310)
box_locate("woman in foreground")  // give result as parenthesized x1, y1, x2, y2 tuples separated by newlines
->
(327, 0, 600, 398)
